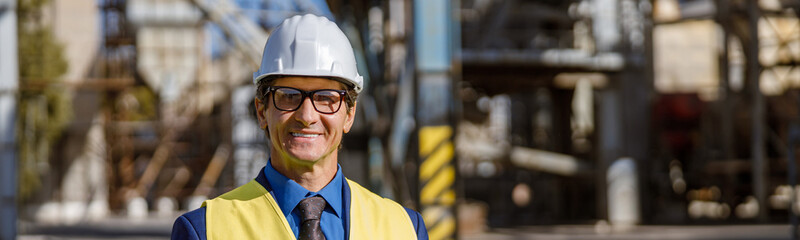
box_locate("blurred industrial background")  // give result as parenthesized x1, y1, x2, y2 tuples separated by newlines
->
(2, 0, 800, 239)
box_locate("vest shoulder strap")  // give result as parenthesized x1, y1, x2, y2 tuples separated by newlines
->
(203, 180, 295, 240)
(346, 179, 417, 240)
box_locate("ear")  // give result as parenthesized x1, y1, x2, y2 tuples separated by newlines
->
(343, 101, 357, 133)
(255, 97, 268, 130)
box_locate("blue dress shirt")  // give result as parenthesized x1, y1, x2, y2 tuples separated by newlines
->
(171, 160, 429, 240)
(263, 160, 345, 239)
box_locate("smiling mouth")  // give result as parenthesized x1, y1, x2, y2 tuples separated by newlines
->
(291, 133, 320, 138)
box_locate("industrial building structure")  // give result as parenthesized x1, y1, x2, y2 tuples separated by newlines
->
(2, 0, 800, 239)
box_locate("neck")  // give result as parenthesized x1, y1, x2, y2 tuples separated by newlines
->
(270, 153, 338, 192)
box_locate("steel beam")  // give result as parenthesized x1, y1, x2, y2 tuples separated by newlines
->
(0, 0, 17, 239)
(597, 87, 621, 221)
(461, 49, 624, 71)
(747, 0, 768, 222)
(716, 0, 734, 161)
(414, 0, 458, 239)
(789, 123, 799, 239)
(620, 0, 654, 222)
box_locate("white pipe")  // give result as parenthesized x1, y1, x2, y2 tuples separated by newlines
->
(510, 147, 589, 177)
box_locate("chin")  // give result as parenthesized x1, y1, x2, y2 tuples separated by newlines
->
(286, 151, 324, 163)
(288, 148, 336, 164)
(290, 155, 321, 164)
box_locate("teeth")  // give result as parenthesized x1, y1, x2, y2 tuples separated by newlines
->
(291, 133, 319, 137)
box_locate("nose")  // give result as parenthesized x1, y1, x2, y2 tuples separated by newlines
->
(293, 97, 319, 127)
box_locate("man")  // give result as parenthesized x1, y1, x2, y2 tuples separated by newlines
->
(171, 14, 428, 240)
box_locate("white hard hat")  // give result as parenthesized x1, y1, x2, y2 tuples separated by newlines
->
(253, 14, 363, 93)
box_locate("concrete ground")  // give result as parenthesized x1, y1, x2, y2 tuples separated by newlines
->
(463, 224, 793, 240)
(18, 215, 174, 240)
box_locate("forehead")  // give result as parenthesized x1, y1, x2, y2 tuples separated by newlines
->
(271, 76, 346, 90)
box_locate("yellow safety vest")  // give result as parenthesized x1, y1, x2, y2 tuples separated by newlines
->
(203, 179, 417, 240)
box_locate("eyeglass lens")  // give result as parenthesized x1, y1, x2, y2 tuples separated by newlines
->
(271, 87, 344, 113)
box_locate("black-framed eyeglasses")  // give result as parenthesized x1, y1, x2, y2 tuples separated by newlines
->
(265, 86, 347, 114)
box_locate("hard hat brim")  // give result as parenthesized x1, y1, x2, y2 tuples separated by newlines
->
(253, 72, 362, 93)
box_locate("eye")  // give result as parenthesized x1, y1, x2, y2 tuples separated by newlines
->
(313, 90, 340, 103)
(276, 88, 302, 100)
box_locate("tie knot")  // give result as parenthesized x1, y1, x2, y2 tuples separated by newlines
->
(297, 196, 326, 221)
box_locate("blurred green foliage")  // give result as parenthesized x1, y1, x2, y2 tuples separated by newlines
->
(16, 0, 73, 201)
(127, 86, 158, 121)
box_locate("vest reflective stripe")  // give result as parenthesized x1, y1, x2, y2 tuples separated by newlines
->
(203, 179, 417, 240)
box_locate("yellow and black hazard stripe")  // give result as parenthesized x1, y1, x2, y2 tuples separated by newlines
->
(419, 126, 456, 240)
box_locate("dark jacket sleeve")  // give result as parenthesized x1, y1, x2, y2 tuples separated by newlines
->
(171, 207, 207, 240)
(404, 207, 429, 240)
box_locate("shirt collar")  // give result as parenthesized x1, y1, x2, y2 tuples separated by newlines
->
(264, 159, 344, 218)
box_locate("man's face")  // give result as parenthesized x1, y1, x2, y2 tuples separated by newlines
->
(255, 76, 356, 166)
